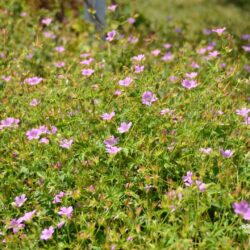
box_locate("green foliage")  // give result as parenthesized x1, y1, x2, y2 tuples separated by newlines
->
(0, 0, 249, 249)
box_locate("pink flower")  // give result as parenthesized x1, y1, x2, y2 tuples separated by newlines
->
(182, 79, 198, 89)
(50, 126, 58, 134)
(183, 171, 193, 186)
(162, 52, 174, 61)
(101, 111, 115, 121)
(55, 46, 65, 53)
(233, 201, 250, 220)
(54, 62, 65, 68)
(106, 145, 122, 155)
(53, 191, 65, 204)
(80, 53, 91, 58)
(134, 65, 144, 73)
(160, 108, 174, 116)
(142, 91, 158, 106)
(0, 117, 19, 130)
(151, 49, 161, 56)
(118, 122, 132, 134)
(30, 99, 39, 106)
(58, 206, 73, 218)
(41, 18, 52, 25)
(104, 136, 119, 147)
(127, 236, 133, 241)
(196, 180, 206, 192)
(221, 149, 233, 158)
(127, 17, 136, 24)
(200, 147, 212, 155)
(197, 47, 207, 55)
(212, 27, 226, 35)
(2, 76, 11, 82)
(114, 90, 122, 96)
(43, 32, 56, 39)
(108, 4, 118, 11)
(82, 68, 94, 76)
(243, 116, 250, 125)
(57, 221, 65, 229)
(59, 139, 73, 149)
(163, 43, 172, 50)
(26, 128, 42, 140)
(15, 194, 27, 207)
(132, 54, 145, 62)
(24, 77, 43, 86)
(190, 61, 200, 69)
(106, 30, 116, 42)
(19, 210, 36, 222)
(242, 34, 250, 40)
(9, 219, 25, 233)
(119, 77, 133, 87)
(80, 58, 94, 65)
(39, 138, 49, 144)
(185, 72, 198, 79)
(203, 28, 212, 35)
(127, 36, 138, 44)
(41, 226, 54, 240)
(169, 75, 178, 83)
(236, 108, 250, 117)
(207, 50, 220, 59)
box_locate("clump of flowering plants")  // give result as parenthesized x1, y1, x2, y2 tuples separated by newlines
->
(0, 0, 249, 249)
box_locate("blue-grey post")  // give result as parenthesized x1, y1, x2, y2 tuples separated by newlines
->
(84, 0, 106, 32)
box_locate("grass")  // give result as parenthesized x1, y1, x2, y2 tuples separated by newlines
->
(0, 0, 249, 249)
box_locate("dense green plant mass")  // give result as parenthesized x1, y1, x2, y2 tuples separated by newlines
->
(0, 0, 249, 249)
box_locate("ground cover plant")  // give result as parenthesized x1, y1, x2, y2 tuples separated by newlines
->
(0, 0, 250, 249)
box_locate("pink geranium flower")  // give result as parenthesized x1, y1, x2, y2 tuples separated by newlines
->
(185, 72, 198, 79)
(182, 79, 198, 89)
(59, 139, 73, 149)
(52, 191, 65, 204)
(212, 27, 226, 35)
(106, 30, 116, 42)
(9, 219, 25, 233)
(236, 108, 250, 117)
(101, 111, 115, 121)
(58, 206, 73, 219)
(24, 77, 43, 86)
(41, 226, 54, 240)
(162, 52, 174, 62)
(82, 68, 94, 76)
(54, 62, 65, 68)
(118, 122, 132, 134)
(104, 136, 119, 147)
(221, 149, 233, 158)
(233, 201, 250, 220)
(108, 4, 118, 11)
(132, 54, 145, 62)
(200, 147, 212, 155)
(30, 98, 39, 106)
(106, 145, 122, 155)
(15, 194, 27, 207)
(2, 76, 11, 82)
(55, 46, 65, 53)
(134, 65, 144, 73)
(57, 221, 65, 229)
(151, 49, 161, 56)
(80, 58, 94, 65)
(183, 171, 193, 186)
(0, 117, 19, 130)
(41, 18, 52, 25)
(19, 210, 36, 222)
(142, 91, 158, 106)
(119, 77, 133, 87)
(127, 17, 136, 24)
